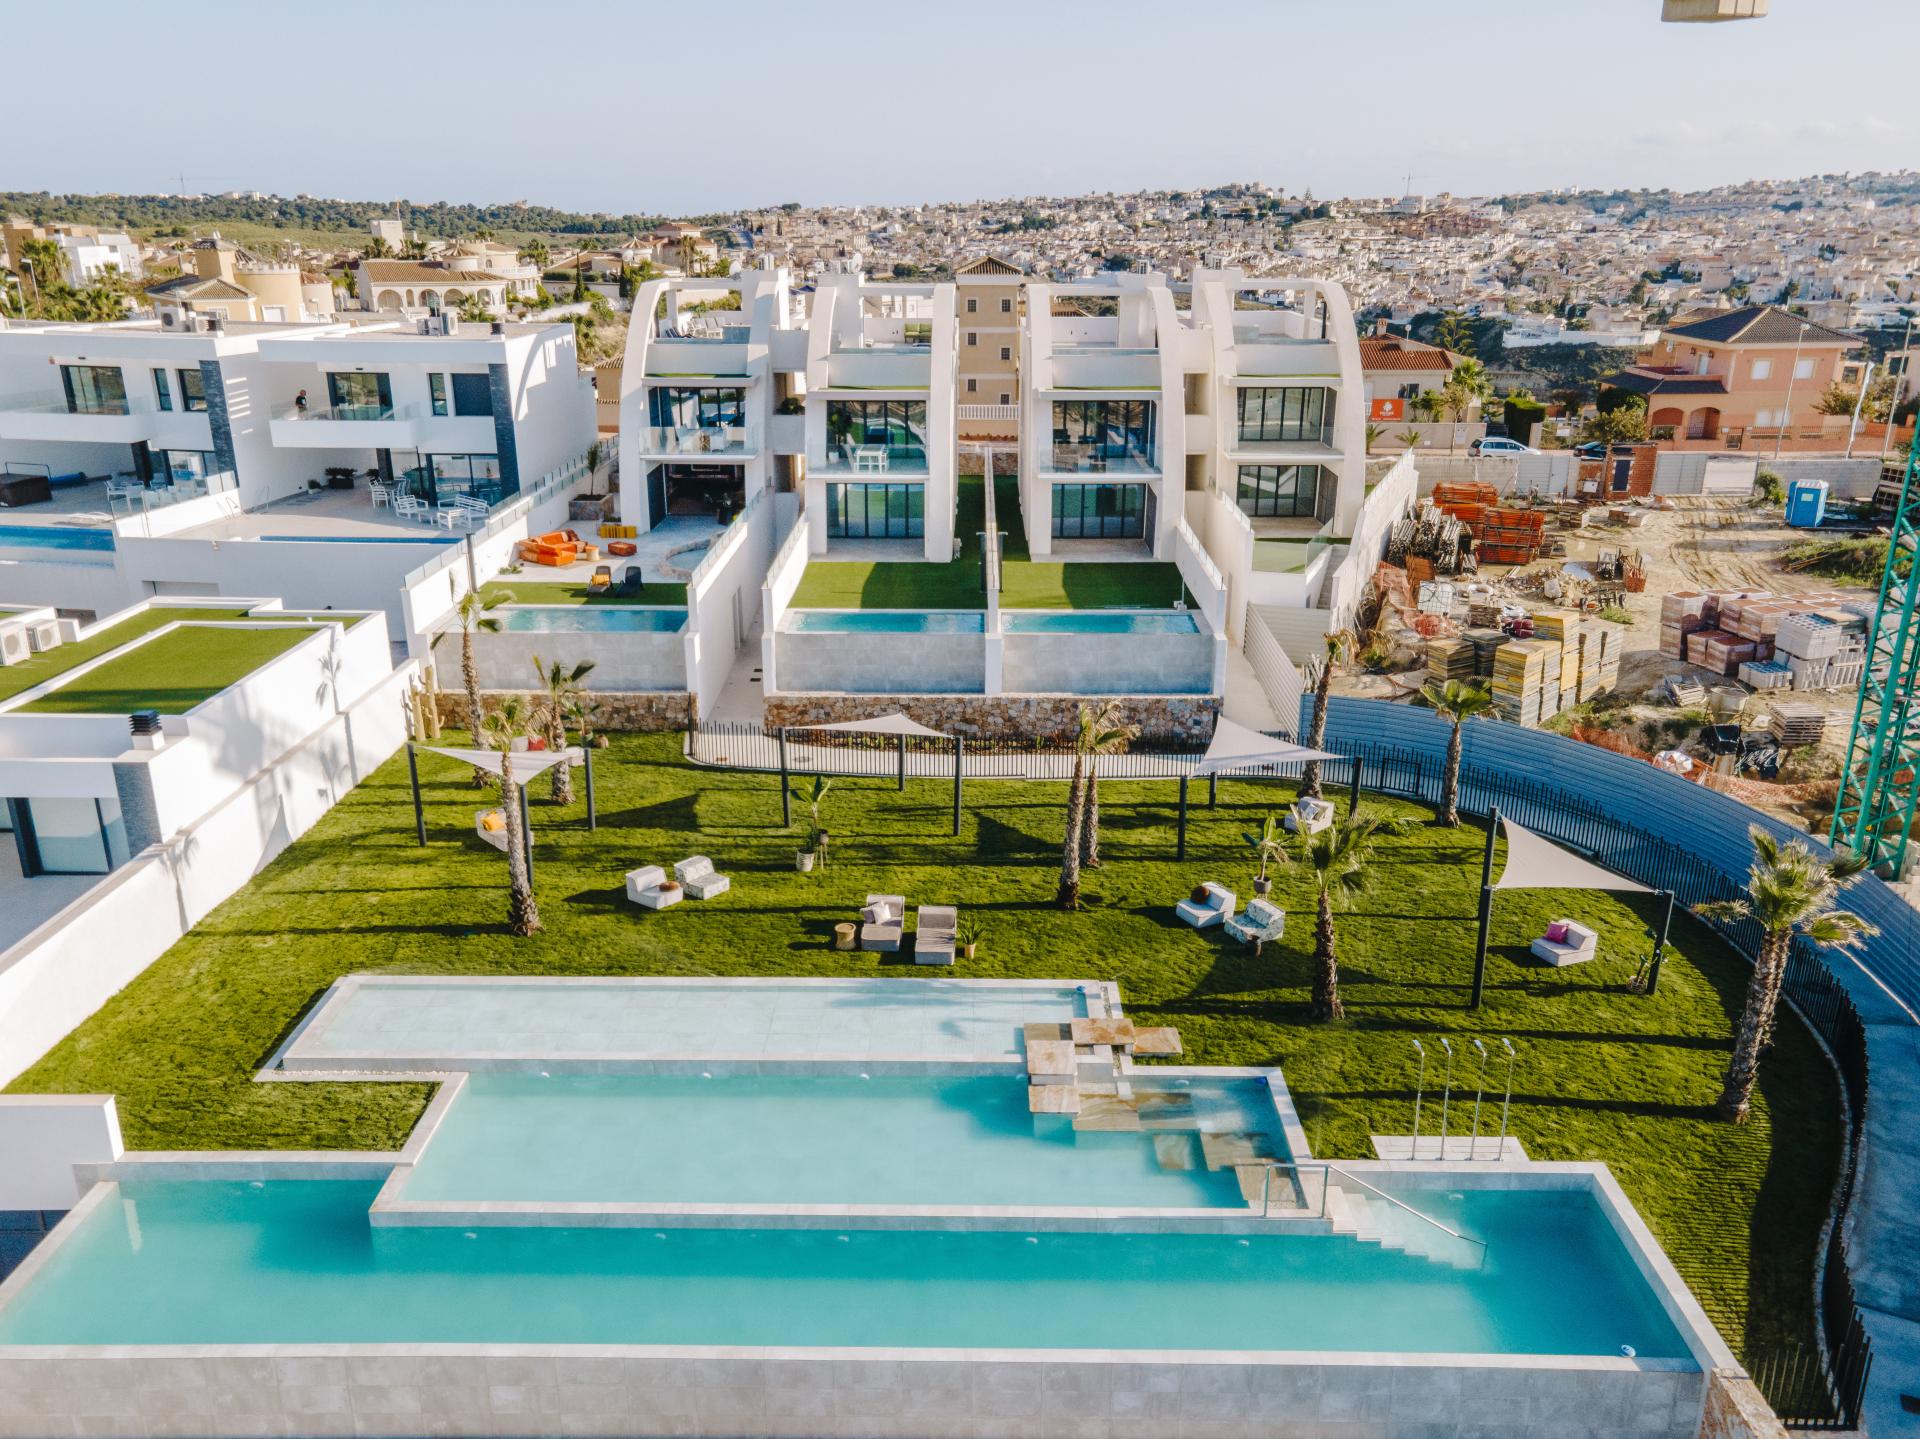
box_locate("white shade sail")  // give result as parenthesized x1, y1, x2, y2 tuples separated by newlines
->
(1193, 716, 1340, 778)
(799, 712, 950, 740)
(420, 745, 572, 780)
(1493, 814, 1653, 893)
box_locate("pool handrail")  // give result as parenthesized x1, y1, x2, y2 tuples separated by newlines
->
(1258, 1161, 1490, 1259)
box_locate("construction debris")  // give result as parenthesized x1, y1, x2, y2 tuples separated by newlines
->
(1385, 502, 1473, 576)
(1766, 703, 1827, 748)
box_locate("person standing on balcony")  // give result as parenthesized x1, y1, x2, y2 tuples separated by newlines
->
(294, 388, 309, 414)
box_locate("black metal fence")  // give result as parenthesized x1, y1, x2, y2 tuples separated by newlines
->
(685, 719, 1874, 1427)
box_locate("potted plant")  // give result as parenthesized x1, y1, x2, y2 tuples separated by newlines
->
(955, 918, 982, 961)
(796, 827, 821, 873)
(792, 776, 834, 873)
(1244, 813, 1287, 897)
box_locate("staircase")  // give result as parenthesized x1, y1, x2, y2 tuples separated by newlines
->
(1323, 1177, 1486, 1270)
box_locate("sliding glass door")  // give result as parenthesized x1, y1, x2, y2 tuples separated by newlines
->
(1051, 483, 1146, 539)
(324, 371, 394, 420)
(826, 482, 925, 539)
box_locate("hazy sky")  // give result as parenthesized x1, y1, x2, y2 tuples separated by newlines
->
(8, 0, 1917, 215)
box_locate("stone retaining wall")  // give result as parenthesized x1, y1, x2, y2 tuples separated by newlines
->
(1696, 1368, 1788, 1439)
(435, 691, 695, 734)
(764, 694, 1220, 743)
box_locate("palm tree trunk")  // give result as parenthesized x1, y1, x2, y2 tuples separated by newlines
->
(1716, 930, 1788, 1122)
(1310, 890, 1343, 1021)
(548, 711, 574, 805)
(461, 629, 488, 789)
(1304, 663, 1333, 799)
(1081, 759, 1101, 868)
(498, 763, 542, 936)
(1442, 720, 1463, 827)
(1057, 757, 1086, 910)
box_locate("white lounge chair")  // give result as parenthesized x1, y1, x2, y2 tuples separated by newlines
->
(1531, 920, 1598, 967)
(914, 904, 957, 966)
(673, 855, 730, 900)
(1283, 797, 1335, 835)
(625, 864, 682, 910)
(1175, 882, 1236, 929)
(1223, 898, 1286, 949)
(860, 893, 906, 952)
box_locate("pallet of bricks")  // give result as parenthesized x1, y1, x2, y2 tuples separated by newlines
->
(1769, 601, 1871, 692)
(1665, 590, 1770, 678)
(1665, 589, 1871, 688)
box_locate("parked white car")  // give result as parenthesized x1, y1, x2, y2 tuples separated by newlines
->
(1468, 437, 1539, 457)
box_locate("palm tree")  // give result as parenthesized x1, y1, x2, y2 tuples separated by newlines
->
(1396, 426, 1424, 450)
(1290, 814, 1396, 1021)
(1364, 422, 1384, 455)
(1057, 724, 1092, 911)
(1078, 700, 1139, 869)
(1301, 631, 1350, 800)
(1440, 357, 1494, 454)
(1420, 678, 1494, 827)
(479, 696, 541, 937)
(531, 656, 597, 804)
(453, 589, 508, 786)
(1696, 828, 1875, 1123)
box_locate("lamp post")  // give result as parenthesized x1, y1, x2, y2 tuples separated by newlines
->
(1435, 1037, 1455, 1160)
(1772, 320, 1811, 461)
(1409, 1039, 1427, 1160)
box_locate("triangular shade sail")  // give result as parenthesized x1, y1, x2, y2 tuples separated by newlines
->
(1493, 814, 1653, 893)
(421, 745, 572, 779)
(1193, 716, 1340, 777)
(799, 712, 949, 739)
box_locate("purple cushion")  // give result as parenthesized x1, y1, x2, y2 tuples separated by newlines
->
(1545, 921, 1570, 944)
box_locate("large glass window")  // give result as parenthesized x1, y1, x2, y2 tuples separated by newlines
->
(59, 365, 128, 416)
(152, 368, 173, 412)
(450, 372, 493, 418)
(648, 387, 746, 428)
(177, 367, 207, 413)
(825, 482, 924, 539)
(1237, 387, 1332, 445)
(419, 453, 506, 506)
(428, 373, 448, 417)
(1236, 464, 1323, 518)
(826, 400, 928, 469)
(1051, 482, 1145, 539)
(324, 371, 392, 419)
(9, 795, 127, 875)
(1050, 400, 1154, 472)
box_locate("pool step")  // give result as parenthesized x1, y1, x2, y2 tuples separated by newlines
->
(1073, 1095, 1145, 1132)
(1199, 1131, 1277, 1172)
(1134, 1092, 1197, 1130)
(1151, 1133, 1199, 1172)
(1325, 1184, 1482, 1270)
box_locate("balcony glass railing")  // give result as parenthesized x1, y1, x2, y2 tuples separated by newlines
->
(1048, 444, 1156, 475)
(0, 393, 131, 417)
(276, 401, 437, 423)
(634, 425, 758, 457)
(815, 441, 930, 475)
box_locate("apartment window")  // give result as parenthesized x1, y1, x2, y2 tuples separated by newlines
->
(649, 387, 745, 429)
(429, 373, 449, 417)
(999, 346, 1011, 362)
(1052, 399, 1154, 472)
(324, 371, 390, 419)
(966, 378, 978, 393)
(419, 453, 505, 505)
(1052, 482, 1145, 539)
(826, 481, 924, 539)
(1237, 387, 1332, 445)
(999, 392, 1011, 405)
(966, 297, 978, 313)
(1694, 354, 1711, 376)
(1750, 359, 1772, 381)
(1000, 297, 1013, 314)
(152, 368, 173, 412)
(967, 331, 977, 347)
(58, 365, 128, 416)
(1236, 464, 1322, 519)
(1396, 382, 1423, 400)
(450, 372, 493, 418)
(177, 367, 207, 412)
(1794, 358, 1815, 380)
(826, 399, 928, 467)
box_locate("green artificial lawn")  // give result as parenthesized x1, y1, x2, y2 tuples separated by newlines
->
(10, 733, 1836, 1365)
(790, 474, 1186, 610)
(0, 607, 266, 705)
(15, 624, 319, 714)
(480, 579, 689, 608)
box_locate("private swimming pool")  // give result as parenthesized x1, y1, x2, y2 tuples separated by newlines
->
(787, 609, 986, 634)
(0, 524, 114, 552)
(1003, 609, 1201, 635)
(497, 605, 689, 633)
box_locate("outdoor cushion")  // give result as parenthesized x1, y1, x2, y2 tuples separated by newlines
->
(479, 811, 505, 833)
(860, 903, 885, 924)
(1545, 921, 1569, 944)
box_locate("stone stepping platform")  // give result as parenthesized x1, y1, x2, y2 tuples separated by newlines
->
(1023, 1022, 1072, 1045)
(1200, 1131, 1278, 1172)
(1152, 1133, 1199, 1171)
(1073, 1096, 1146, 1132)
(1028, 1083, 1082, 1115)
(1025, 1040, 1077, 1083)
(1135, 1092, 1197, 1130)
(1069, 1017, 1137, 1049)
(1132, 1027, 1183, 1057)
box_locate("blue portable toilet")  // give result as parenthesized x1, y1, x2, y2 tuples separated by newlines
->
(1785, 479, 1828, 528)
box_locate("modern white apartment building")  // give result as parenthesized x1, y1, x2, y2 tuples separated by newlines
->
(614, 268, 807, 534)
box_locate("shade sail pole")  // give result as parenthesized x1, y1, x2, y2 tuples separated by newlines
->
(1470, 805, 1500, 1011)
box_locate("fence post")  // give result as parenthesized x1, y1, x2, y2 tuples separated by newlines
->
(406, 743, 426, 846)
(779, 727, 791, 828)
(1470, 805, 1500, 1011)
(1208, 773, 1218, 809)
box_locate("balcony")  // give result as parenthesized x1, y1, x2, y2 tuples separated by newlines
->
(824, 347, 932, 391)
(645, 335, 750, 379)
(1046, 347, 1160, 391)
(268, 401, 497, 452)
(1044, 444, 1157, 477)
(0, 393, 211, 448)
(1231, 337, 1342, 381)
(813, 441, 930, 477)
(632, 425, 759, 461)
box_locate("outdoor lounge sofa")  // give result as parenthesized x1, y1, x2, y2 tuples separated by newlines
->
(475, 809, 511, 852)
(673, 855, 730, 900)
(1283, 797, 1335, 835)
(1223, 898, 1286, 949)
(860, 893, 906, 952)
(625, 864, 682, 910)
(1175, 882, 1235, 929)
(1530, 919, 1599, 967)
(521, 531, 581, 567)
(914, 904, 958, 966)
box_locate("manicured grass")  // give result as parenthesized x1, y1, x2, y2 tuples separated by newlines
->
(16, 625, 319, 714)
(789, 474, 1186, 610)
(479, 579, 689, 608)
(9, 732, 1836, 1363)
(0, 607, 265, 705)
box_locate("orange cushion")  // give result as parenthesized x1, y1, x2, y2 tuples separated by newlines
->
(480, 811, 506, 832)
(607, 541, 637, 557)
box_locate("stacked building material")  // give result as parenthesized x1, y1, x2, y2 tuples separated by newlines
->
(1475, 508, 1549, 566)
(1660, 592, 1714, 660)
(1491, 639, 1556, 726)
(1431, 481, 1500, 528)
(1772, 606, 1870, 691)
(1686, 629, 1759, 677)
(1767, 703, 1827, 748)
(1425, 637, 1478, 685)
(1466, 629, 1506, 677)
(1385, 503, 1473, 575)
(1738, 659, 1794, 690)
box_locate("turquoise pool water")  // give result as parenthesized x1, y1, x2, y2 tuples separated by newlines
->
(498, 606, 688, 633)
(395, 1073, 1278, 1208)
(289, 978, 1087, 1067)
(0, 1181, 1690, 1357)
(1004, 610, 1200, 635)
(788, 610, 985, 634)
(0, 524, 114, 552)
(260, 534, 458, 545)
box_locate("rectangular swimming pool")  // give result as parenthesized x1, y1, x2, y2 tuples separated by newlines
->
(0, 1179, 1691, 1359)
(0, 524, 114, 552)
(787, 610, 986, 634)
(386, 1072, 1281, 1211)
(1003, 610, 1200, 635)
(498, 605, 689, 633)
(259, 534, 459, 545)
(283, 976, 1092, 1070)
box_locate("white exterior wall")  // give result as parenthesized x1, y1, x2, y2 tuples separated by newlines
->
(0, 1096, 123, 1209)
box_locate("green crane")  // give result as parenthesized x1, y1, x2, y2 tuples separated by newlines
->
(1831, 426, 1920, 877)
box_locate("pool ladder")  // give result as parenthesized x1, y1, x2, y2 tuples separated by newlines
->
(1257, 1162, 1489, 1270)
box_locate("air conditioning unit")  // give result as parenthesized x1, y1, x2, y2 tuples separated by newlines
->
(26, 618, 62, 653)
(0, 623, 28, 666)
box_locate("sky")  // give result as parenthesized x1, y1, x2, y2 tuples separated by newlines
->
(7, 0, 1918, 216)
